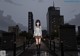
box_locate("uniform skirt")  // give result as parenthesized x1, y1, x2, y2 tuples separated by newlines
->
(35, 36, 42, 39)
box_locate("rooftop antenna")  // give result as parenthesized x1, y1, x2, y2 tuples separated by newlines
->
(53, 1, 55, 7)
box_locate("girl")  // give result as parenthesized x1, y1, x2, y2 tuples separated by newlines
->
(33, 19, 42, 50)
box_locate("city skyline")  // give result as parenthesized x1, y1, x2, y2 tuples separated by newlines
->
(0, 0, 80, 28)
(0, 0, 80, 56)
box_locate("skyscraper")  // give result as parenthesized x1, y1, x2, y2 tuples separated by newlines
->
(60, 24, 78, 56)
(77, 26, 80, 45)
(46, 3, 64, 39)
(28, 12, 34, 35)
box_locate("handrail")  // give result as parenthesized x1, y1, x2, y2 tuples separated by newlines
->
(42, 39, 58, 56)
(16, 40, 35, 56)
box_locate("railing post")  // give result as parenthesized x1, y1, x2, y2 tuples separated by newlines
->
(23, 42, 25, 51)
(61, 41, 64, 56)
(13, 33, 16, 56)
(28, 39, 29, 47)
(50, 38, 51, 50)
(53, 40, 55, 53)
(13, 41, 16, 56)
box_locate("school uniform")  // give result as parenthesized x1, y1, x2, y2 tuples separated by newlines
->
(33, 26, 42, 38)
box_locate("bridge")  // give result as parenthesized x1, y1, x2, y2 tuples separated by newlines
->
(19, 42, 56, 56)
(2, 38, 78, 56)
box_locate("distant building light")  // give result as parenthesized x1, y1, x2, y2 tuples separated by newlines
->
(4, 41, 6, 43)
(54, 30, 57, 32)
(54, 25, 56, 27)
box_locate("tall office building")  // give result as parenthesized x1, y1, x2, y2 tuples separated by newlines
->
(77, 26, 80, 45)
(46, 3, 64, 39)
(8, 25, 20, 35)
(28, 12, 34, 35)
(60, 24, 78, 56)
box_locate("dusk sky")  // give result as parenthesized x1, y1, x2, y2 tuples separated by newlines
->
(0, 0, 80, 28)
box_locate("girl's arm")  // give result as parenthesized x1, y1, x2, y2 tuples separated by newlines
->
(40, 26, 42, 38)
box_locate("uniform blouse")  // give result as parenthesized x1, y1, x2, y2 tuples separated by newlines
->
(33, 26, 42, 37)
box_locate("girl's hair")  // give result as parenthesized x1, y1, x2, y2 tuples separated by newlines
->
(35, 19, 41, 26)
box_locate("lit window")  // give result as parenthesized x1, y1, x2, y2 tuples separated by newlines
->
(52, 22, 53, 23)
(54, 30, 57, 32)
(54, 25, 56, 27)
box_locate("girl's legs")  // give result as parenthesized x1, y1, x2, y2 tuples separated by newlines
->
(35, 38, 39, 45)
(35, 37, 39, 52)
(35, 37, 41, 45)
(35, 37, 41, 49)
(38, 38, 41, 44)
(38, 37, 41, 52)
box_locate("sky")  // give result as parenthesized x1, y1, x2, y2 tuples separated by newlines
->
(0, 0, 80, 28)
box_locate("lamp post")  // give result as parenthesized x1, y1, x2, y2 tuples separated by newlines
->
(23, 42, 25, 51)
(61, 41, 64, 56)
(53, 40, 55, 53)
(13, 33, 16, 56)
(49, 36, 52, 50)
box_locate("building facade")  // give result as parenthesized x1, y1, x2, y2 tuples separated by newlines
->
(77, 26, 80, 45)
(8, 25, 20, 33)
(8, 25, 26, 47)
(0, 32, 15, 50)
(60, 25, 77, 50)
(28, 12, 34, 35)
(59, 24, 78, 56)
(46, 4, 64, 39)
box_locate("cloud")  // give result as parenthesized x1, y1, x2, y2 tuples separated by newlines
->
(32, 0, 44, 2)
(38, 0, 43, 2)
(71, 9, 76, 13)
(4, 0, 22, 6)
(0, 0, 2, 1)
